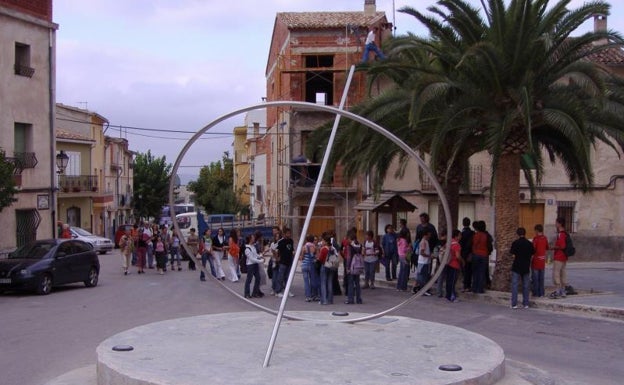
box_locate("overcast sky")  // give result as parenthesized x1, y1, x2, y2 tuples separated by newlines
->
(54, 0, 624, 180)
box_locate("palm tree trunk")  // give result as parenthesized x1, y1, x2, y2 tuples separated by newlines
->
(436, 177, 460, 236)
(491, 153, 521, 292)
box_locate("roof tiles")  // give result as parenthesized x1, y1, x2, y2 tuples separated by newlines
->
(277, 12, 385, 29)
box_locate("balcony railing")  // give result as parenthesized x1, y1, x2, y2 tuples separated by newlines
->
(14, 64, 35, 78)
(4, 157, 23, 175)
(421, 165, 483, 192)
(13, 152, 38, 169)
(59, 175, 99, 193)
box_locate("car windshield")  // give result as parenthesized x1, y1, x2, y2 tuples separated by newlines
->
(72, 227, 94, 236)
(9, 243, 55, 259)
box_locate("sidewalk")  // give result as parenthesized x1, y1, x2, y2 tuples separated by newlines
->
(372, 261, 624, 322)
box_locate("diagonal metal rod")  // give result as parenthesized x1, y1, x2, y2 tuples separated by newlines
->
(262, 65, 356, 368)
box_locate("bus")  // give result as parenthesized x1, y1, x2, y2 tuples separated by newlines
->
(159, 204, 195, 226)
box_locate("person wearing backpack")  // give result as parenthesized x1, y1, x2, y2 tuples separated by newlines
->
(345, 233, 364, 304)
(550, 217, 571, 299)
(362, 230, 380, 289)
(318, 236, 337, 305)
(243, 234, 265, 298)
(414, 229, 433, 296)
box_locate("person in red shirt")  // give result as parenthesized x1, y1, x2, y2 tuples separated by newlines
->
(471, 221, 492, 293)
(60, 223, 72, 239)
(550, 217, 569, 299)
(531, 224, 549, 297)
(445, 229, 463, 302)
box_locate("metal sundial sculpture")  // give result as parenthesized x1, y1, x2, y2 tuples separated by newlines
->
(169, 66, 452, 367)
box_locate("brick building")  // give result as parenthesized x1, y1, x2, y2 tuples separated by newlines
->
(249, 1, 390, 238)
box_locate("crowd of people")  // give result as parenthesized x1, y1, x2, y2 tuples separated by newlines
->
(118, 222, 185, 275)
(116, 214, 574, 308)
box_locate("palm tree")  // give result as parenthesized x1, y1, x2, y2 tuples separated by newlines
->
(309, 0, 624, 291)
(306, 43, 474, 233)
(398, 0, 624, 290)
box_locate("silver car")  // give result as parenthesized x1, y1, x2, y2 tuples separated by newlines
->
(69, 227, 113, 254)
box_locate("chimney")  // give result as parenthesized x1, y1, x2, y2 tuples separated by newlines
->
(364, 0, 376, 17)
(594, 14, 608, 45)
(594, 14, 607, 32)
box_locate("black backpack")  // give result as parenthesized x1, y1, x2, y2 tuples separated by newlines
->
(239, 245, 249, 274)
(564, 232, 576, 257)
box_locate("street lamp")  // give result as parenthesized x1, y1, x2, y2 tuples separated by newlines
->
(55, 151, 69, 174)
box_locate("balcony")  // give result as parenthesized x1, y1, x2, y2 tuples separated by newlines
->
(421, 165, 483, 193)
(59, 175, 99, 193)
(14, 64, 35, 78)
(13, 152, 38, 169)
(5, 157, 23, 175)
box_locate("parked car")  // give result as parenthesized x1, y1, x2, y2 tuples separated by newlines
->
(0, 239, 100, 295)
(70, 227, 113, 254)
(114, 224, 134, 248)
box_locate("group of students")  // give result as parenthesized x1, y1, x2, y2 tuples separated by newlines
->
(120, 214, 573, 310)
(509, 216, 574, 308)
(294, 228, 382, 305)
(118, 222, 185, 275)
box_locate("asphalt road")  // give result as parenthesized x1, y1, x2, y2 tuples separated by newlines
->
(1, 251, 622, 385)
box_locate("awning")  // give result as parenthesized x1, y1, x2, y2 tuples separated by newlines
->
(354, 193, 417, 213)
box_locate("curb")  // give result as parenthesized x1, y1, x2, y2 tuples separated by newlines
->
(371, 276, 624, 322)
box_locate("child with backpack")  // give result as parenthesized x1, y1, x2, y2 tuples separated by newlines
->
(362, 230, 380, 289)
(550, 217, 572, 299)
(414, 230, 433, 296)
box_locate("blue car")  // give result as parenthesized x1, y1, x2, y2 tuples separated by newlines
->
(0, 239, 100, 295)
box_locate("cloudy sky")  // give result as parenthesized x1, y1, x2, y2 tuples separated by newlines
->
(54, 0, 624, 181)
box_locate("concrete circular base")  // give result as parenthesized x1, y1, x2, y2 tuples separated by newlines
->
(97, 312, 505, 385)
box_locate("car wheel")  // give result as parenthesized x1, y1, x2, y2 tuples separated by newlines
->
(99, 250, 107, 255)
(84, 267, 99, 287)
(37, 274, 53, 295)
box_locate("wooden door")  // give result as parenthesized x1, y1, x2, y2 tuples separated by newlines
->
(299, 206, 335, 238)
(519, 203, 545, 233)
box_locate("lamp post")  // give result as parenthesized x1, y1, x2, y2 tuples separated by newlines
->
(55, 150, 69, 174)
(54, 150, 70, 238)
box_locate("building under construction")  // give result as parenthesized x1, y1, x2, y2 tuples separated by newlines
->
(243, 1, 391, 238)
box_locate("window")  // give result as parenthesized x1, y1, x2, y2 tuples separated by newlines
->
(14, 42, 35, 77)
(57, 242, 73, 256)
(557, 201, 575, 232)
(65, 151, 82, 176)
(256, 185, 264, 202)
(304, 55, 334, 105)
(14, 123, 37, 168)
(74, 241, 92, 254)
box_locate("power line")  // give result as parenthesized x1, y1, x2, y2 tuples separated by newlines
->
(56, 116, 332, 138)
(105, 125, 231, 141)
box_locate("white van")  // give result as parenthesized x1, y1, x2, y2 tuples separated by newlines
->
(175, 212, 199, 239)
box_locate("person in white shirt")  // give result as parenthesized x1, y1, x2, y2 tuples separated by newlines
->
(361, 26, 386, 62)
(244, 234, 265, 298)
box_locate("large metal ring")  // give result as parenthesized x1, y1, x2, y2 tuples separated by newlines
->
(170, 101, 452, 324)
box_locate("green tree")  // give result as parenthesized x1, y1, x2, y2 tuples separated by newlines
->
(398, 0, 624, 290)
(132, 150, 172, 220)
(188, 152, 243, 214)
(309, 0, 624, 291)
(0, 150, 18, 212)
